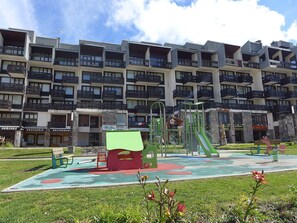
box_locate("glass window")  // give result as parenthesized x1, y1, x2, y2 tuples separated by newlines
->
(37, 134, 44, 145)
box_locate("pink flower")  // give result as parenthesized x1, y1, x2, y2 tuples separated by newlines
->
(176, 203, 186, 214)
(147, 191, 155, 200)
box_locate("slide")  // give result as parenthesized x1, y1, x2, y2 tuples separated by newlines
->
(194, 129, 219, 157)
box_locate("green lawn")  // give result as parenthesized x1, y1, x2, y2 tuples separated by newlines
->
(0, 148, 297, 222)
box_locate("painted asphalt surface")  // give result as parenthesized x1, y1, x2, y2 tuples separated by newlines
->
(3, 152, 297, 192)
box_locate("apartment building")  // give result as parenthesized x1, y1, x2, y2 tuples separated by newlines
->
(0, 28, 297, 147)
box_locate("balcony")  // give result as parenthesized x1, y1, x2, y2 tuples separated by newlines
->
(177, 59, 198, 67)
(22, 120, 37, 127)
(54, 58, 78, 67)
(0, 46, 24, 56)
(134, 105, 150, 114)
(225, 59, 242, 67)
(80, 59, 103, 68)
(173, 89, 192, 98)
(150, 60, 171, 69)
(129, 57, 149, 66)
(262, 75, 281, 85)
(285, 91, 297, 99)
(246, 91, 264, 99)
(26, 86, 41, 95)
(0, 83, 24, 93)
(197, 89, 213, 99)
(0, 118, 21, 126)
(61, 76, 79, 84)
(135, 74, 161, 85)
(221, 88, 237, 99)
(50, 89, 65, 98)
(7, 65, 26, 78)
(264, 90, 285, 99)
(76, 101, 101, 109)
(50, 103, 76, 110)
(270, 105, 292, 114)
(201, 60, 218, 68)
(277, 61, 297, 70)
(77, 90, 94, 99)
(90, 75, 124, 85)
(102, 103, 127, 110)
(23, 103, 49, 111)
(238, 75, 253, 85)
(197, 73, 213, 85)
(30, 53, 52, 62)
(242, 61, 260, 69)
(28, 71, 52, 81)
(49, 122, 66, 128)
(105, 59, 125, 68)
(181, 74, 199, 84)
(147, 90, 164, 99)
(0, 100, 12, 110)
(220, 74, 238, 84)
(102, 90, 117, 100)
(280, 77, 297, 86)
(126, 90, 147, 99)
(204, 102, 268, 111)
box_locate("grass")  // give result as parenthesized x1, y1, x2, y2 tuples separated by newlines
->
(0, 147, 297, 222)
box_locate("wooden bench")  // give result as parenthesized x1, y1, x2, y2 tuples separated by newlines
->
(250, 140, 281, 155)
(51, 148, 74, 168)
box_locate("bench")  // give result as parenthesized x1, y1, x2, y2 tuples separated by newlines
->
(51, 148, 74, 168)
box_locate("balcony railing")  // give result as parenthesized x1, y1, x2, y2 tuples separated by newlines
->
(54, 58, 78, 66)
(22, 120, 37, 127)
(80, 59, 103, 68)
(48, 122, 66, 128)
(201, 60, 218, 68)
(134, 105, 150, 114)
(90, 75, 124, 85)
(204, 102, 268, 111)
(220, 74, 238, 83)
(197, 73, 213, 84)
(102, 103, 127, 110)
(129, 57, 149, 66)
(7, 65, 26, 78)
(285, 91, 297, 99)
(281, 62, 297, 70)
(238, 75, 253, 84)
(26, 86, 41, 95)
(23, 103, 49, 111)
(269, 105, 292, 113)
(147, 90, 164, 99)
(30, 53, 52, 62)
(77, 90, 95, 99)
(242, 61, 260, 69)
(181, 74, 199, 84)
(0, 118, 21, 126)
(0, 100, 12, 109)
(262, 75, 281, 85)
(28, 71, 52, 81)
(197, 89, 213, 99)
(50, 103, 76, 110)
(246, 91, 264, 99)
(50, 89, 65, 98)
(264, 90, 286, 99)
(135, 74, 161, 84)
(76, 101, 101, 109)
(0, 83, 24, 93)
(126, 90, 147, 98)
(61, 76, 79, 84)
(177, 59, 198, 67)
(150, 60, 172, 69)
(102, 90, 117, 100)
(221, 88, 237, 98)
(105, 59, 125, 68)
(225, 59, 242, 67)
(173, 89, 193, 98)
(0, 46, 24, 56)
(280, 77, 297, 86)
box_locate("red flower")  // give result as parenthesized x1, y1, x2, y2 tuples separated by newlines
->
(252, 170, 268, 184)
(176, 203, 186, 213)
(147, 191, 155, 200)
(168, 191, 175, 198)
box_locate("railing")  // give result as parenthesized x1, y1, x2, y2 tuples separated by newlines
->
(201, 60, 218, 68)
(50, 89, 65, 97)
(77, 90, 94, 99)
(262, 75, 281, 84)
(54, 58, 78, 66)
(50, 103, 76, 110)
(48, 122, 66, 128)
(80, 59, 103, 68)
(285, 91, 297, 99)
(220, 88, 237, 97)
(173, 89, 192, 98)
(197, 89, 213, 98)
(23, 103, 49, 111)
(246, 91, 264, 99)
(197, 73, 213, 83)
(134, 105, 150, 113)
(0, 83, 24, 93)
(220, 74, 238, 83)
(280, 76, 297, 85)
(238, 75, 253, 84)
(105, 59, 125, 68)
(0, 118, 21, 126)
(129, 57, 149, 66)
(204, 102, 268, 111)
(90, 75, 124, 84)
(126, 90, 147, 98)
(147, 90, 164, 99)
(225, 59, 242, 67)
(177, 59, 198, 67)
(242, 61, 260, 69)
(30, 53, 52, 62)
(150, 60, 171, 69)
(0, 46, 24, 55)
(28, 71, 52, 80)
(61, 76, 79, 84)
(102, 90, 117, 100)
(7, 65, 26, 75)
(135, 74, 161, 83)
(0, 100, 11, 109)
(76, 101, 101, 109)
(26, 86, 41, 95)
(264, 90, 285, 98)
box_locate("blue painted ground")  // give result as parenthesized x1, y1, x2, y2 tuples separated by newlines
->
(2, 153, 297, 192)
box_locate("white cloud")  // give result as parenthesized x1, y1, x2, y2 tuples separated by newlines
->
(107, 0, 295, 46)
(0, 0, 38, 32)
(285, 21, 297, 43)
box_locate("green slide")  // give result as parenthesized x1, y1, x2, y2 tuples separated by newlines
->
(194, 127, 219, 157)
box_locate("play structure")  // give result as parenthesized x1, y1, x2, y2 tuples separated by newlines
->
(149, 101, 219, 158)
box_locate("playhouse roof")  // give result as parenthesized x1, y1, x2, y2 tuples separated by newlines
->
(106, 130, 144, 151)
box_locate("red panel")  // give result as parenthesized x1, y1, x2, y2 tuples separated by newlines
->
(107, 149, 142, 171)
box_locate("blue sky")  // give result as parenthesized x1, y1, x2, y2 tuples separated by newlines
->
(0, 0, 297, 46)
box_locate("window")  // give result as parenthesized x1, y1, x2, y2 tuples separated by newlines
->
(54, 71, 75, 81)
(234, 113, 243, 125)
(127, 100, 146, 109)
(37, 134, 44, 145)
(117, 114, 126, 126)
(90, 116, 99, 128)
(1, 60, 26, 71)
(29, 82, 50, 93)
(30, 66, 52, 74)
(79, 114, 89, 127)
(126, 70, 145, 81)
(23, 113, 38, 122)
(218, 112, 230, 125)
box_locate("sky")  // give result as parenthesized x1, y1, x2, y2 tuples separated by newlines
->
(0, 0, 297, 47)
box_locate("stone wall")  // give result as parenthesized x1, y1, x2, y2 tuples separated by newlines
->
(242, 112, 253, 142)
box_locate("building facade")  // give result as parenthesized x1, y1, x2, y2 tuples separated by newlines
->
(1, 28, 297, 147)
